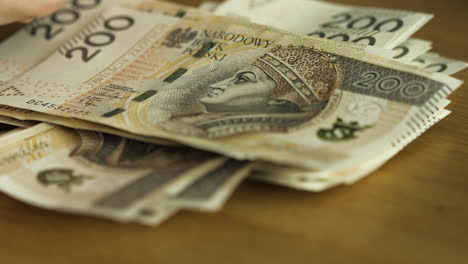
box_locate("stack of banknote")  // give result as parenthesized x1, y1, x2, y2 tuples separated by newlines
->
(0, 0, 466, 225)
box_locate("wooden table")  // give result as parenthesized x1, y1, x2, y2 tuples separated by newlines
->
(1, 0, 467, 263)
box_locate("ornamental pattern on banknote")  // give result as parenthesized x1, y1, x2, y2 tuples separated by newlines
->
(158, 44, 344, 138)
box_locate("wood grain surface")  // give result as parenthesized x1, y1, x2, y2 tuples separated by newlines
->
(0, 1, 467, 263)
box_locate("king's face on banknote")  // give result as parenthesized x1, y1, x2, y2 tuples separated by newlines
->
(200, 65, 278, 113)
(164, 45, 342, 137)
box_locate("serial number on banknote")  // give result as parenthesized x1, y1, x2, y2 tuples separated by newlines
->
(26, 100, 90, 115)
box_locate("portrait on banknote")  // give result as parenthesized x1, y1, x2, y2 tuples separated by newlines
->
(150, 45, 343, 138)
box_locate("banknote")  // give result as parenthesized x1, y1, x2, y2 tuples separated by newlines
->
(303, 35, 433, 63)
(205, 0, 450, 190)
(0, 123, 228, 223)
(0, 126, 24, 139)
(167, 159, 251, 211)
(214, 0, 433, 49)
(253, 103, 452, 191)
(0, 105, 178, 146)
(391, 38, 432, 63)
(136, 0, 256, 25)
(183, 2, 453, 191)
(0, 0, 154, 85)
(199, 1, 221, 12)
(0, 5, 461, 171)
(136, 159, 252, 224)
(205, 1, 435, 70)
(135, 203, 179, 226)
(0, 0, 258, 146)
(254, 106, 450, 192)
(410, 52, 468, 76)
(0, 0, 248, 142)
(205, 0, 454, 172)
(0, 114, 37, 127)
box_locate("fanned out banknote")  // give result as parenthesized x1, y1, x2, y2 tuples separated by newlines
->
(0, 0, 460, 175)
(0, 0, 465, 224)
(214, 0, 433, 49)
(203, 0, 465, 190)
(0, 4, 461, 168)
(0, 123, 251, 224)
(0, 0, 163, 85)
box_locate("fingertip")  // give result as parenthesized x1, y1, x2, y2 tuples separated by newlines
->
(20, 17, 34, 24)
(33, 0, 67, 17)
(0, 0, 66, 25)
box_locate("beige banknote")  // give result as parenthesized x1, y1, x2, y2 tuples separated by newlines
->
(0, 114, 37, 127)
(0, 105, 178, 146)
(410, 52, 468, 76)
(136, 0, 257, 25)
(253, 94, 452, 186)
(0, 5, 461, 171)
(0, 126, 24, 139)
(166, 159, 252, 211)
(213, 0, 455, 189)
(0, 0, 156, 85)
(204, 0, 450, 190)
(199, 1, 221, 12)
(0, 123, 229, 223)
(0, 0, 246, 144)
(253, 101, 451, 191)
(194, 0, 455, 186)
(136, 158, 253, 224)
(135, 3, 456, 187)
(214, 0, 433, 49)
(283, 48, 463, 189)
(391, 38, 432, 63)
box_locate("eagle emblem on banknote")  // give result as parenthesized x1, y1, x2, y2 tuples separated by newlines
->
(162, 27, 198, 48)
(37, 169, 91, 193)
(161, 45, 343, 138)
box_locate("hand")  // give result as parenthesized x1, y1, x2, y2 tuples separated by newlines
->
(0, 0, 66, 25)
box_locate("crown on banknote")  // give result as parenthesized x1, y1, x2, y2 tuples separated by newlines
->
(253, 45, 341, 108)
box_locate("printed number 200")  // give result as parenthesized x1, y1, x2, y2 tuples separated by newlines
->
(65, 15, 134, 62)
